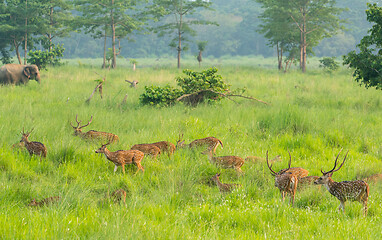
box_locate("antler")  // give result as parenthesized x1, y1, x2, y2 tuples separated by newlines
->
(70, 115, 93, 129)
(321, 149, 348, 175)
(21, 127, 34, 135)
(266, 151, 277, 176)
(287, 150, 292, 170)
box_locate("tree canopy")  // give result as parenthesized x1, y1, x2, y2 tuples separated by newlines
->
(343, 3, 382, 90)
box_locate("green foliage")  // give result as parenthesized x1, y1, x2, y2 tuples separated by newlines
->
(343, 3, 382, 90)
(140, 67, 230, 106)
(319, 57, 339, 72)
(139, 85, 183, 106)
(0, 49, 13, 64)
(28, 44, 65, 70)
(176, 67, 229, 94)
(197, 41, 208, 52)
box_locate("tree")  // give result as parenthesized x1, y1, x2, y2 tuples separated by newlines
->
(343, 3, 382, 90)
(256, 0, 344, 72)
(153, 0, 216, 69)
(74, 0, 148, 69)
(196, 41, 207, 67)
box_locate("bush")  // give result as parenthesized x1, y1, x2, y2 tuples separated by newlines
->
(28, 44, 65, 70)
(139, 85, 183, 107)
(140, 67, 230, 107)
(319, 57, 339, 72)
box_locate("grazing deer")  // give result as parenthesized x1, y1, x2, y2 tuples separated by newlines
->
(177, 135, 223, 154)
(211, 173, 242, 193)
(20, 128, 47, 158)
(150, 141, 176, 157)
(95, 141, 145, 174)
(130, 144, 161, 160)
(314, 149, 369, 216)
(362, 173, 382, 184)
(70, 115, 119, 143)
(203, 150, 244, 173)
(266, 151, 300, 206)
(110, 189, 127, 204)
(29, 196, 60, 207)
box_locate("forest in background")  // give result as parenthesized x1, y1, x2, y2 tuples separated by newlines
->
(56, 0, 376, 59)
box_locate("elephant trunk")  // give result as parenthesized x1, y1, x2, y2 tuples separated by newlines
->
(35, 72, 41, 83)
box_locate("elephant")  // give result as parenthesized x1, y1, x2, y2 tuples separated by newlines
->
(0, 64, 41, 85)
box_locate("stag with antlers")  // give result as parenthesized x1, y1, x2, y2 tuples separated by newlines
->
(266, 151, 308, 206)
(70, 115, 119, 143)
(20, 128, 47, 159)
(314, 149, 369, 216)
(95, 141, 145, 174)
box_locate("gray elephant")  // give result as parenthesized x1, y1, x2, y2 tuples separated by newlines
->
(0, 64, 41, 85)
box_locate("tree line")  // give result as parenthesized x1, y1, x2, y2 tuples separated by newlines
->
(0, 0, 378, 72)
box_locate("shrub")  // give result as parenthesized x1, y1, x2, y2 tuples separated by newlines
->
(140, 67, 230, 107)
(319, 57, 339, 72)
(28, 44, 65, 70)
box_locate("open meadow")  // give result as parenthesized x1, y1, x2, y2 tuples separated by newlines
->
(0, 59, 382, 239)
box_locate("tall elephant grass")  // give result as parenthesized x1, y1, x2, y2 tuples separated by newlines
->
(0, 63, 382, 239)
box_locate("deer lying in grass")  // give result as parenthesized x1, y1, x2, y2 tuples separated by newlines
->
(29, 196, 60, 207)
(150, 141, 176, 157)
(130, 144, 161, 160)
(20, 128, 47, 159)
(177, 135, 223, 154)
(203, 150, 244, 173)
(266, 151, 307, 206)
(110, 189, 127, 204)
(70, 115, 119, 143)
(314, 149, 369, 216)
(95, 141, 145, 174)
(211, 173, 242, 193)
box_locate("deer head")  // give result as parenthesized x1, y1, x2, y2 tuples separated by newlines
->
(20, 128, 34, 143)
(314, 149, 349, 185)
(95, 140, 112, 154)
(70, 115, 93, 135)
(176, 133, 185, 148)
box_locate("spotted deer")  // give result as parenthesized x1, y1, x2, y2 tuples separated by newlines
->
(70, 115, 119, 143)
(110, 189, 127, 204)
(203, 150, 244, 173)
(20, 128, 47, 158)
(150, 141, 176, 157)
(95, 141, 145, 174)
(211, 173, 242, 193)
(314, 149, 369, 216)
(245, 155, 281, 163)
(29, 196, 60, 207)
(130, 144, 161, 160)
(266, 151, 305, 206)
(177, 135, 223, 154)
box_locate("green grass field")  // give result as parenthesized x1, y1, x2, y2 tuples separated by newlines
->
(0, 60, 381, 239)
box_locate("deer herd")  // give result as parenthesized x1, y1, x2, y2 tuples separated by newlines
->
(14, 115, 378, 216)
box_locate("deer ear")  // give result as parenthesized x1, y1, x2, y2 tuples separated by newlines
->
(23, 67, 31, 78)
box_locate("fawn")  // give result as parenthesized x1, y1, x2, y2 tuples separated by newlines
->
(29, 196, 60, 207)
(130, 144, 161, 160)
(203, 150, 244, 173)
(211, 173, 242, 193)
(20, 128, 47, 158)
(70, 115, 119, 143)
(110, 189, 127, 204)
(95, 141, 145, 174)
(150, 141, 176, 157)
(245, 155, 281, 163)
(266, 151, 305, 206)
(314, 149, 369, 216)
(177, 135, 223, 154)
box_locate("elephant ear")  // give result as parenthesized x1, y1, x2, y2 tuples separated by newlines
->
(23, 67, 31, 79)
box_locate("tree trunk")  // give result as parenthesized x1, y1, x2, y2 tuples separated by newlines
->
(102, 25, 107, 69)
(301, 11, 307, 73)
(24, 0, 28, 65)
(111, 0, 117, 69)
(177, 4, 183, 69)
(14, 39, 22, 64)
(197, 51, 202, 67)
(276, 41, 283, 71)
(49, 5, 53, 51)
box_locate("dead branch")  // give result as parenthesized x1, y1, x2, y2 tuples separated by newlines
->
(125, 80, 139, 88)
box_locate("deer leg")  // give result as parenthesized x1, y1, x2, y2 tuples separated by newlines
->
(363, 201, 368, 217)
(339, 201, 345, 214)
(122, 164, 125, 174)
(114, 165, 118, 173)
(281, 191, 285, 202)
